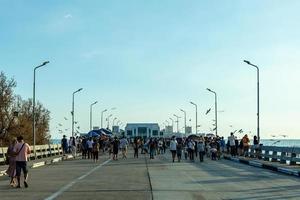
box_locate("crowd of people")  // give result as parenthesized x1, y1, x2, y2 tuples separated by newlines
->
(3, 131, 259, 189)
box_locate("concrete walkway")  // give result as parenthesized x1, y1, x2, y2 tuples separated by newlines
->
(0, 150, 299, 200)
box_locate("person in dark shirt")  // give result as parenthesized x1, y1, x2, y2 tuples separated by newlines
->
(61, 135, 68, 155)
(112, 137, 120, 160)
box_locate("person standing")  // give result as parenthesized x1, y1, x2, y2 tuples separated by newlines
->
(133, 137, 139, 158)
(228, 132, 236, 157)
(92, 139, 100, 162)
(87, 137, 93, 159)
(188, 139, 195, 161)
(120, 137, 129, 159)
(61, 135, 68, 155)
(176, 140, 183, 162)
(170, 136, 177, 162)
(6, 138, 17, 187)
(149, 138, 156, 159)
(242, 134, 250, 157)
(112, 137, 120, 160)
(13, 136, 31, 188)
(197, 138, 205, 162)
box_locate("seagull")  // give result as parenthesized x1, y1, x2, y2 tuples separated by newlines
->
(238, 129, 243, 133)
(58, 123, 62, 126)
(229, 125, 233, 128)
(205, 108, 211, 115)
(281, 134, 288, 138)
(64, 117, 68, 120)
(271, 135, 276, 137)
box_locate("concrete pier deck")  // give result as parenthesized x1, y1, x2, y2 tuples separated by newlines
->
(0, 150, 299, 200)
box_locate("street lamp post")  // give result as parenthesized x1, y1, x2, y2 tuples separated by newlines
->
(106, 114, 113, 129)
(113, 117, 117, 126)
(101, 109, 107, 128)
(72, 88, 83, 138)
(180, 109, 187, 137)
(33, 61, 49, 159)
(207, 88, 218, 136)
(244, 60, 260, 143)
(190, 101, 198, 134)
(165, 120, 169, 126)
(173, 114, 181, 133)
(169, 118, 174, 133)
(89, 101, 98, 130)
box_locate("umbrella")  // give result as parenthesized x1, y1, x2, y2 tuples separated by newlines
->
(187, 134, 201, 140)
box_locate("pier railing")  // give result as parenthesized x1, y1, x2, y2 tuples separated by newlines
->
(249, 145, 300, 165)
(0, 144, 63, 165)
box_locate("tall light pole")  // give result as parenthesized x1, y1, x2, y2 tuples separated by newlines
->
(106, 114, 113, 129)
(244, 60, 260, 143)
(207, 88, 218, 136)
(72, 88, 83, 138)
(33, 61, 49, 159)
(180, 109, 186, 137)
(169, 117, 174, 133)
(89, 101, 98, 130)
(165, 120, 169, 126)
(101, 109, 107, 128)
(173, 114, 181, 133)
(113, 117, 117, 126)
(190, 101, 198, 134)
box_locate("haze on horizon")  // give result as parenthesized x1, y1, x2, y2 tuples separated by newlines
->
(1, 1, 299, 139)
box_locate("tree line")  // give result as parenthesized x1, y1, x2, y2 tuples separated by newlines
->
(0, 71, 50, 146)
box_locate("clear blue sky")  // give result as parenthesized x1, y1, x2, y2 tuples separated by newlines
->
(1, 1, 300, 139)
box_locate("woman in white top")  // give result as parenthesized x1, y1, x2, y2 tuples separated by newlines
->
(169, 136, 177, 162)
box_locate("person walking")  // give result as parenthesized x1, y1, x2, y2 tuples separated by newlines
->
(170, 136, 177, 162)
(13, 136, 31, 188)
(120, 137, 129, 159)
(6, 138, 17, 187)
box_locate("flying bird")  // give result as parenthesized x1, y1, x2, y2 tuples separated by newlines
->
(271, 135, 276, 137)
(205, 108, 211, 115)
(238, 129, 243, 133)
(281, 135, 288, 138)
(64, 117, 68, 120)
(58, 123, 62, 126)
(229, 125, 233, 128)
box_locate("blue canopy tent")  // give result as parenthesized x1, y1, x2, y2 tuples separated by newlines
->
(87, 131, 100, 138)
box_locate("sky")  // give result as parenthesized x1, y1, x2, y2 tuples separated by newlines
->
(1, 0, 300, 139)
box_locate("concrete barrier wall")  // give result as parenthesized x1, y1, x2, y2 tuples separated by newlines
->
(249, 145, 300, 165)
(0, 144, 63, 165)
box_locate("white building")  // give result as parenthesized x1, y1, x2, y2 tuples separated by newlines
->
(125, 123, 161, 138)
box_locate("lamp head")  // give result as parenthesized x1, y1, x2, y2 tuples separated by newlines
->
(42, 61, 50, 66)
(207, 88, 212, 92)
(243, 60, 251, 65)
